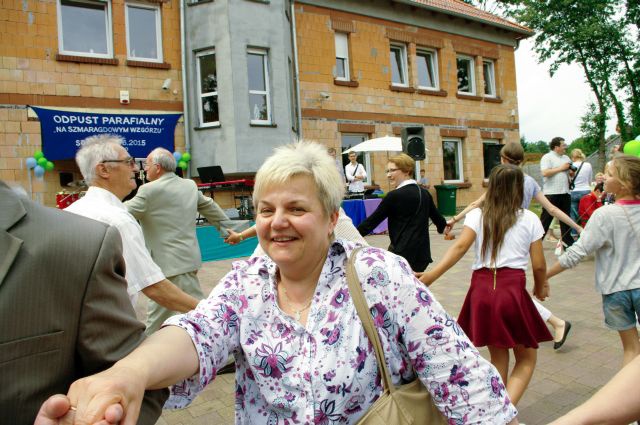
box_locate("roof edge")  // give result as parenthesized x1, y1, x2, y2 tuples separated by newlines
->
(393, 0, 534, 38)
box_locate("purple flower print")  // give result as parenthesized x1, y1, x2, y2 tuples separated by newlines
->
(212, 304, 238, 335)
(320, 326, 342, 346)
(425, 324, 450, 346)
(314, 399, 342, 424)
(330, 288, 349, 308)
(350, 346, 367, 372)
(416, 288, 432, 307)
(253, 342, 292, 378)
(448, 364, 470, 388)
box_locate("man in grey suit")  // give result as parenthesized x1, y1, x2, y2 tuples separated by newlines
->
(0, 180, 167, 424)
(125, 148, 229, 333)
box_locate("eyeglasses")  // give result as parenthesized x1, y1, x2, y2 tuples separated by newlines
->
(385, 168, 400, 173)
(101, 157, 136, 167)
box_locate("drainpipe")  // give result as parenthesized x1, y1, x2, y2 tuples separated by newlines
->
(180, 0, 192, 175)
(290, 1, 302, 141)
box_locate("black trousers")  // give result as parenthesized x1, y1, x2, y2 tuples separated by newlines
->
(540, 193, 574, 248)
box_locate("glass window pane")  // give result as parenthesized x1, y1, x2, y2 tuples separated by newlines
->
(390, 47, 404, 84)
(199, 53, 217, 93)
(483, 61, 495, 95)
(417, 52, 435, 88)
(443, 140, 460, 181)
(341, 134, 367, 169)
(248, 53, 266, 91)
(483, 142, 501, 178)
(336, 58, 346, 78)
(61, 0, 108, 54)
(201, 95, 219, 124)
(127, 6, 158, 59)
(457, 58, 471, 92)
(250, 93, 268, 121)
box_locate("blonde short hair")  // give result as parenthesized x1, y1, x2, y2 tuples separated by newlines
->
(611, 155, 640, 197)
(571, 148, 586, 161)
(253, 141, 344, 216)
(388, 153, 415, 175)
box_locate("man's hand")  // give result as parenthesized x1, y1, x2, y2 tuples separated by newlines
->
(444, 219, 456, 236)
(559, 162, 571, 171)
(34, 394, 124, 425)
(224, 229, 241, 245)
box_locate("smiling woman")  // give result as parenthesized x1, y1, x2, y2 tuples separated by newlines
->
(41, 141, 520, 425)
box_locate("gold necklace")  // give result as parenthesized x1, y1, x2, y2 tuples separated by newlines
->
(280, 285, 314, 321)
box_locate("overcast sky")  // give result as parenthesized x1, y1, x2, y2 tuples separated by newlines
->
(514, 39, 617, 144)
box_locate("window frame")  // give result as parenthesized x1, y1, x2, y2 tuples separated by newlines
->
(341, 133, 371, 185)
(483, 59, 496, 97)
(334, 32, 350, 81)
(57, 0, 114, 59)
(416, 47, 439, 90)
(456, 54, 476, 95)
(247, 48, 272, 125)
(125, 1, 163, 63)
(195, 48, 219, 128)
(389, 43, 409, 87)
(482, 139, 501, 180)
(442, 138, 464, 183)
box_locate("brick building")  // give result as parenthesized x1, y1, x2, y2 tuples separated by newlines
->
(295, 0, 533, 205)
(0, 0, 183, 206)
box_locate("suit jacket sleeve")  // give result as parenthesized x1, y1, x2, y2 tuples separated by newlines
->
(357, 195, 392, 236)
(197, 190, 229, 230)
(124, 187, 148, 219)
(78, 225, 168, 424)
(426, 191, 447, 233)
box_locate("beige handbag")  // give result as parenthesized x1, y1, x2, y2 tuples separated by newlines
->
(347, 248, 448, 425)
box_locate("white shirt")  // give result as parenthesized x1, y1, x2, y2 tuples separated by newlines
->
(540, 151, 571, 194)
(345, 162, 366, 192)
(65, 187, 165, 305)
(464, 208, 544, 270)
(570, 161, 593, 192)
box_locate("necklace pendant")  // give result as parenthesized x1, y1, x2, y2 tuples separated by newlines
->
(294, 310, 301, 321)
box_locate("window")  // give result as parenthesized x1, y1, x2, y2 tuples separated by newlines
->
(456, 55, 475, 94)
(390, 43, 408, 86)
(341, 134, 371, 184)
(125, 2, 162, 62)
(416, 48, 439, 90)
(482, 140, 501, 178)
(334, 32, 350, 81)
(443, 138, 464, 182)
(483, 59, 496, 97)
(57, 0, 112, 58)
(247, 49, 272, 124)
(196, 49, 219, 127)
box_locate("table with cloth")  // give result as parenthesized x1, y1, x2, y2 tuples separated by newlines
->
(342, 198, 388, 234)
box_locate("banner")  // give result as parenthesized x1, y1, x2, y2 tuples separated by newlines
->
(31, 106, 182, 160)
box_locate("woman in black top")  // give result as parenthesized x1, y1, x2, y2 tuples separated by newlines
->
(358, 153, 446, 271)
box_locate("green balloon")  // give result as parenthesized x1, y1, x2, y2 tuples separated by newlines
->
(181, 152, 191, 162)
(623, 140, 640, 157)
(178, 160, 188, 170)
(45, 161, 54, 171)
(33, 150, 44, 160)
(37, 157, 48, 167)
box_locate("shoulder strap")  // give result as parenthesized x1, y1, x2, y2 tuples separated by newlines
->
(570, 162, 585, 185)
(346, 247, 396, 394)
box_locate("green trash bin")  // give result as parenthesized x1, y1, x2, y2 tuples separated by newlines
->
(434, 184, 458, 216)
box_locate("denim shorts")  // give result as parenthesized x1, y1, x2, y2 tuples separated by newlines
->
(602, 289, 640, 331)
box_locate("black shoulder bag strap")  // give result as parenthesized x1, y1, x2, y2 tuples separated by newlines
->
(569, 161, 584, 190)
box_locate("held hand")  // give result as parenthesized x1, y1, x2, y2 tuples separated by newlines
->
(444, 219, 456, 236)
(559, 162, 571, 171)
(576, 226, 584, 234)
(534, 282, 550, 301)
(65, 365, 145, 425)
(34, 394, 123, 425)
(419, 271, 436, 286)
(224, 229, 241, 245)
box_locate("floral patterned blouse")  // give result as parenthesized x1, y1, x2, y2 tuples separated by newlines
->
(165, 240, 517, 424)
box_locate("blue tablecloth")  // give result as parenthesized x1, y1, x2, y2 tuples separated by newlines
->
(342, 198, 388, 234)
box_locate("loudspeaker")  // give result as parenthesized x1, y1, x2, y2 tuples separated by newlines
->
(59, 172, 73, 187)
(401, 126, 426, 160)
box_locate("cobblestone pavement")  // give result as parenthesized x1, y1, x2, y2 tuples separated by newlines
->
(137, 230, 631, 425)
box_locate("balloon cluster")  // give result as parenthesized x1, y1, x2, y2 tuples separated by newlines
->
(173, 151, 191, 170)
(623, 136, 640, 157)
(25, 151, 54, 179)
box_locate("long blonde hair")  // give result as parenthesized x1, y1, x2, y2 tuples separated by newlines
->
(482, 164, 524, 264)
(611, 155, 640, 198)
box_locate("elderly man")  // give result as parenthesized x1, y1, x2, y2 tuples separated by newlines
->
(125, 148, 229, 333)
(0, 180, 167, 424)
(65, 135, 199, 318)
(540, 136, 574, 248)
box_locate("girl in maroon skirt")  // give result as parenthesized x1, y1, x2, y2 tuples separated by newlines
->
(419, 164, 552, 405)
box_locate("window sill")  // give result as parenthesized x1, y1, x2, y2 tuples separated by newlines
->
(389, 84, 415, 93)
(56, 54, 118, 65)
(417, 88, 447, 97)
(443, 181, 473, 189)
(483, 96, 503, 103)
(126, 60, 171, 69)
(456, 93, 482, 101)
(250, 122, 277, 128)
(194, 124, 221, 131)
(334, 79, 359, 87)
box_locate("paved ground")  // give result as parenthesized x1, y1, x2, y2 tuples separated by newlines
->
(138, 230, 631, 425)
